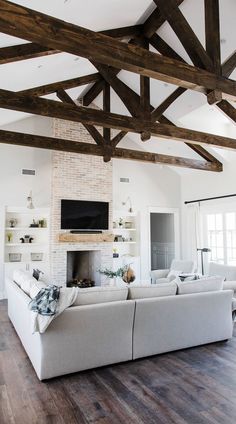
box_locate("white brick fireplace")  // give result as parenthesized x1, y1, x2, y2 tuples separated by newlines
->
(50, 118, 113, 286)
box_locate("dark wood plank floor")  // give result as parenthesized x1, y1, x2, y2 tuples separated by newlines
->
(1, 299, 236, 424)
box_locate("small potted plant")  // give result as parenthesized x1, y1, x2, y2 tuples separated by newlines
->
(99, 264, 135, 286)
(6, 232, 13, 243)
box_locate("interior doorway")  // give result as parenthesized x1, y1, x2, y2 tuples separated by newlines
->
(148, 208, 180, 271)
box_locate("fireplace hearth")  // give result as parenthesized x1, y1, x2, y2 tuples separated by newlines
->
(66, 250, 101, 286)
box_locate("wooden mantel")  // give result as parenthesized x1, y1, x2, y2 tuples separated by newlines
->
(58, 232, 114, 243)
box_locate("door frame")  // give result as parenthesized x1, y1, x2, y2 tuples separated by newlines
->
(148, 207, 180, 271)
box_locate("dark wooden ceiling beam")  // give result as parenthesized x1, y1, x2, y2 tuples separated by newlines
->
(111, 131, 127, 148)
(102, 81, 113, 161)
(0, 26, 142, 67)
(142, 0, 185, 38)
(0, 1, 235, 100)
(216, 100, 236, 124)
(100, 25, 142, 40)
(222, 52, 236, 78)
(151, 87, 186, 121)
(93, 63, 141, 117)
(0, 42, 59, 65)
(204, 0, 221, 73)
(56, 88, 105, 148)
(0, 128, 222, 171)
(158, 115, 222, 167)
(0, 88, 234, 151)
(154, 0, 213, 71)
(204, 0, 222, 105)
(149, 33, 185, 63)
(20, 73, 102, 97)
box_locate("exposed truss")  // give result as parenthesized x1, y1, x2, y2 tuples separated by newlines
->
(0, 0, 235, 171)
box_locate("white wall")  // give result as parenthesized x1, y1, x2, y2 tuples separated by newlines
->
(113, 159, 181, 280)
(0, 116, 52, 297)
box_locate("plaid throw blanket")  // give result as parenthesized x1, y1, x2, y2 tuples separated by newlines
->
(29, 285, 61, 316)
(29, 286, 78, 333)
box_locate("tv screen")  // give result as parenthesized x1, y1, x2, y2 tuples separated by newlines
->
(61, 199, 109, 231)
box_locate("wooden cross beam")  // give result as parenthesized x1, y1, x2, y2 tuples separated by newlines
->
(142, 0, 185, 38)
(20, 73, 102, 97)
(0, 42, 59, 65)
(153, 0, 213, 71)
(0, 128, 222, 172)
(0, 0, 235, 100)
(0, 88, 234, 152)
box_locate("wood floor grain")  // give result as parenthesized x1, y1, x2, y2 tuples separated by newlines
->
(0, 299, 236, 424)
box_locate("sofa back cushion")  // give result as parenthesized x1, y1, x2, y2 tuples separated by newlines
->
(208, 262, 236, 281)
(73, 286, 128, 306)
(128, 282, 177, 300)
(177, 276, 224, 295)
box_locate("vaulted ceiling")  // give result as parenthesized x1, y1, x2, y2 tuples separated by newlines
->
(0, 0, 235, 172)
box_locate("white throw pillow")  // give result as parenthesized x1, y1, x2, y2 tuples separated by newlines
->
(13, 269, 33, 286)
(167, 269, 182, 281)
(128, 281, 177, 300)
(177, 276, 224, 295)
(73, 286, 128, 306)
(13, 269, 37, 296)
(29, 281, 48, 299)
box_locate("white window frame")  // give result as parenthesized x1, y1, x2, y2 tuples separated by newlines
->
(201, 200, 236, 266)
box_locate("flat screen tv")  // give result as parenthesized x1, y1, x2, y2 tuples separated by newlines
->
(61, 199, 109, 231)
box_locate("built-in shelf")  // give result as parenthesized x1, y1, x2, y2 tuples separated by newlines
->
(4, 206, 50, 279)
(5, 243, 48, 247)
(5, 227, 48, 231)
(113, 241, 136, 245)
(112, 228, 136, 232)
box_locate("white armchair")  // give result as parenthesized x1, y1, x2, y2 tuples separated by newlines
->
(150, 259, 195, 284)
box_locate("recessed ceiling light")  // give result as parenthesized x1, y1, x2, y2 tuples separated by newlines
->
(164, 83, 169, 87)
(220, 38, 226, 44)
(37, 65, 43, 69)
(74, 57, 79, 62)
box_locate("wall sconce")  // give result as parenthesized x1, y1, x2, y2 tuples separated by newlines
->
(122, 196, 133, 213)
(197, 248, 211, 275)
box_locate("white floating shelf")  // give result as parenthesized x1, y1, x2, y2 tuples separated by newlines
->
(113, 241, 136, 245)
(5, 227, 48, 231)
(5, 243, 48, 247)
(113, 228, 136, 232)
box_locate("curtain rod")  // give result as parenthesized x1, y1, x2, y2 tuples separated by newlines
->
(185, 194, 236, 205)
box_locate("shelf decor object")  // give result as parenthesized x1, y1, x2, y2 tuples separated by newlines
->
(9, 253, 22, 262)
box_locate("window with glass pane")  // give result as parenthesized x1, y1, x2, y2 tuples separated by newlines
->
(206, 212, 236, 265)
(226, 212, 236, 265)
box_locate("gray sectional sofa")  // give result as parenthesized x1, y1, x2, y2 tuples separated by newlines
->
(7, 278, 233, 380)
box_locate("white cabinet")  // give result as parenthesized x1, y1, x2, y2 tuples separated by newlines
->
(4, 207, 50, 281)
(112, 211, 140, 282)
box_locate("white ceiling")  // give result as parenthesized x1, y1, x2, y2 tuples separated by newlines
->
(0, 0, 235, 168)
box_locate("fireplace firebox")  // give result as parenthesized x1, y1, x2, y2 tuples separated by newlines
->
(66, 250, 101, 286)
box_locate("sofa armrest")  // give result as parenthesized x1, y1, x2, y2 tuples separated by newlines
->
(150, 270, 169, 281)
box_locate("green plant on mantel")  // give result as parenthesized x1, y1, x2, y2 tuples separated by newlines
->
(99, 265, 129, 279)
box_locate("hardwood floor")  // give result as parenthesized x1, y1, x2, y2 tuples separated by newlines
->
(1, 299, 236, 424)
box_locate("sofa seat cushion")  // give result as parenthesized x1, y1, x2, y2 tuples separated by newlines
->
(128, 282, 177, 300)
(73, 286, 128, 306)
(177, 276, 224, 295)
